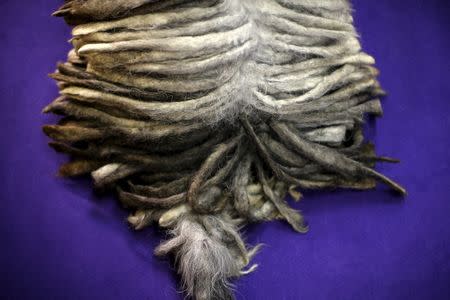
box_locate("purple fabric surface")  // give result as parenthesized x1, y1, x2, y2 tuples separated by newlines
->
(1, 1, 449, 299)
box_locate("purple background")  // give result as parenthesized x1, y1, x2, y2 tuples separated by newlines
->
(1, 1, 449, 299)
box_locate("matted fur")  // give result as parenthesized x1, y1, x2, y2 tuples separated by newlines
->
(44, 0, 405, 299)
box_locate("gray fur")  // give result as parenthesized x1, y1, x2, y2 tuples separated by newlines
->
(155, 214, 259, 300)
(44, 0, 405, 299)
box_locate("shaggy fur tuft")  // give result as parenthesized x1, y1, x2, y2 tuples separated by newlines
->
(155, 214, 259, 300)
